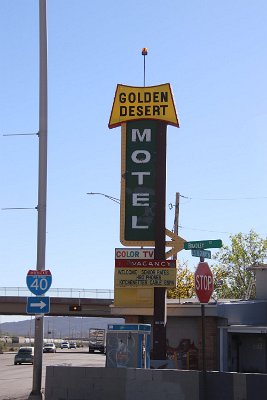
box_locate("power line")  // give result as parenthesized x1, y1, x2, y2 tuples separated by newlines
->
(178, 225, 233, 235)
(178, 225, 267, 237)
(1, 207, 37, 211)
(180, 194, 267, 201)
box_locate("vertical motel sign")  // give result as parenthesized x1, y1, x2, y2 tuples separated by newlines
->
(109, 83, 179, 361)
(109, 84, 179, 246)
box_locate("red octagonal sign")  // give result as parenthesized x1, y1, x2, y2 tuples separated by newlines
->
(194, 262, 214, 303)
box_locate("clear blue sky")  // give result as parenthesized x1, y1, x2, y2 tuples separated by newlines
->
(1, 1, 267, 321)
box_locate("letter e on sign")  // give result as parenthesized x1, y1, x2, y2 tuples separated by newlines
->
(194, 262, 214, 304)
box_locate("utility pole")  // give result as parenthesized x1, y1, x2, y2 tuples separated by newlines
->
(29, 1, 48, 399)
(173, 192, 180, 260)
(153, 121, 167, 360)
(173, 192, 181, 303)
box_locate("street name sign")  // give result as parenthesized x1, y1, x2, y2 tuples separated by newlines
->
(194, 262, 214, 304)
(184, 239, 222, 250)
(26, 296, 50, 314)
(191, 249, 211, 259)
(26, 269, 52, 296)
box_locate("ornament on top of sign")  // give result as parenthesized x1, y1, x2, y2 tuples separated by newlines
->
(142, 48, 148, 86)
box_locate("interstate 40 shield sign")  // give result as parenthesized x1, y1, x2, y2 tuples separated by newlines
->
(26, 270, 52, 296)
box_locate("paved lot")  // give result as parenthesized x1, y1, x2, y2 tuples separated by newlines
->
(0, 348, 105, 400)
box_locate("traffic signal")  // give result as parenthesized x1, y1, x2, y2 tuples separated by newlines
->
(69, 305, 82, 311)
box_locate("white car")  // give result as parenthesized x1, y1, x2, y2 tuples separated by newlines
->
(60, 341, 70, 349)
(43, 343, 56, 353)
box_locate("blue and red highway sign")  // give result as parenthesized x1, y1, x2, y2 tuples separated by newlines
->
(26, 269, 52, 296)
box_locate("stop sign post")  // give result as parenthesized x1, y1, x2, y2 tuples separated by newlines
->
(194, 261, 214, 399)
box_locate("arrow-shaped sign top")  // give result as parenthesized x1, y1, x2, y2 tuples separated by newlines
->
(165, 229, 186, 259)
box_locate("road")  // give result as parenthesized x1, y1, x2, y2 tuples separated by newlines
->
(0, 348, 105, 400)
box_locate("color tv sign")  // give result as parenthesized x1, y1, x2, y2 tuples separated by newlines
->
(109, 84, 179, 246)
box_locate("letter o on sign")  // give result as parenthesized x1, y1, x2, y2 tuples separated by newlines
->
(131, 150, 151, 164)
(194, 262, 214, 304)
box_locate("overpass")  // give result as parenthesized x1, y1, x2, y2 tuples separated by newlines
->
(0, 287, 115, 318)
(0, 287, 217, 319)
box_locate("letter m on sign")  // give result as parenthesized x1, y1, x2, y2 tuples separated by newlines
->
(131, 129, 151, 142)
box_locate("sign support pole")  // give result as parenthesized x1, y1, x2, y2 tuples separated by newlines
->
(152, 121, 167, 360)
(201, 303, 207, 400)
(194, 260, 213, 400)
(201, 304, 206, 371)
(29, 1, 47, 399)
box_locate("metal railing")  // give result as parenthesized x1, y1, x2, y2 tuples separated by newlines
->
(0, 287, 114, 299)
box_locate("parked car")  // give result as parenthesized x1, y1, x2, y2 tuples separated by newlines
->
(69, 342, 77, 349)
(14, 347, 34, 365)
(60, 341, 70, 349)
(43, 343, 56, 353)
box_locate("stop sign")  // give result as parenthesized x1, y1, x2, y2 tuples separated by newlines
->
(194, 262, 214, 303)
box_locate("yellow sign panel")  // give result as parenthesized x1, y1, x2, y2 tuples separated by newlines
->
(114, 288, 154, 308)
(109, 84, 179, 128)
(114, 267, 177, 288)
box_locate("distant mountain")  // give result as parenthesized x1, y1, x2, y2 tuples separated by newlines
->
(0, 316, 124, 339)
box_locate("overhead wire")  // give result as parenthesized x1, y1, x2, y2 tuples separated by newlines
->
(169, 193, 267, 237)
(179, 194, 267, 201)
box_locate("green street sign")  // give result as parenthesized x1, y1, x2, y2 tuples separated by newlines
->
(191, 249, 211, 259)
(184, 239, 222, 250)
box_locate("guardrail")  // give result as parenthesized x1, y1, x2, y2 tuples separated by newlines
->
(0, 287, 114, 299)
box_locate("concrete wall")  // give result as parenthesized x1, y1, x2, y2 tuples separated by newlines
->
(45, 367, 267, 400)
(45, 367, 199, 400)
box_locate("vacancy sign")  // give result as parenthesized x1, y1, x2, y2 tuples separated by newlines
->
(114, 259, 176, 288)
(114, 268, 176, 288)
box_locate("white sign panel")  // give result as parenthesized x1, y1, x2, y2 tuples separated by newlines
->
(115, 248, 154, 259)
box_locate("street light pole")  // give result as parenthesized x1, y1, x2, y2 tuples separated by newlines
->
(87, 192, 120, 204)
(29, 1, 48, 399)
